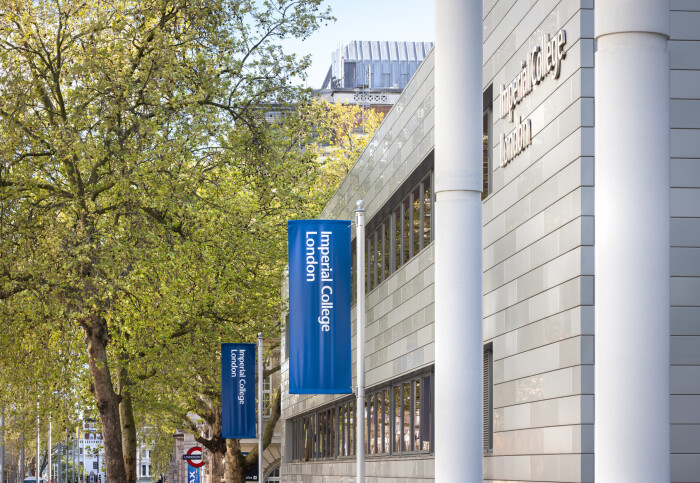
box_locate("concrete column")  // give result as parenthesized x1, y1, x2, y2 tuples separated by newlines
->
(434, 1, 483, 482)
(595, 1, 670, 482)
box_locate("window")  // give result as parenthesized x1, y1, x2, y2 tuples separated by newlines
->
(349, 165, 434, 303)
(483, 343, 493, 453)
(263, 350, 280, 415)
(283, 313, 289, 362)
(362, 171, 434, 294)
(483, 85, 493, 200)
(142, 465, 147, 476)
(93, 462, 98, 470)
(265, 466, 281, 482)
(290, 369, 433, 461)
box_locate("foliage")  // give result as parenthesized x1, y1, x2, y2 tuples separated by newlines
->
(0, 0, 332, 480)
(299, 100, 385, 209)
(132, 99, 383, 481)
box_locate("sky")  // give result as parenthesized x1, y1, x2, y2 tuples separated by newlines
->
(281, 0, 435, 88)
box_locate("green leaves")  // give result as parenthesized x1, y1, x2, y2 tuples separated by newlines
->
(0, 0, 334, 475)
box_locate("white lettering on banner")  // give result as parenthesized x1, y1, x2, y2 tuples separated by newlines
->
(305, 231, 318, 282)
(306, 230, 337, 334)
(231, 349, 247, 405)
(498, 29, 566, 166)
(189, 470, 196, 483)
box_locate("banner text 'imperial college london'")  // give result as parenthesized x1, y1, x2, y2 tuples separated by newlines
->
(288, 220, 351, 394)
(221, 343, 256, 439)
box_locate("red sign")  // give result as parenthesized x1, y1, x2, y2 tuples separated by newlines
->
(183, 446, 205, 468)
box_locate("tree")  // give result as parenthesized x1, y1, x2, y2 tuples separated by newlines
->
(127, 99, 383, 483)
(0, 1, 332, 481)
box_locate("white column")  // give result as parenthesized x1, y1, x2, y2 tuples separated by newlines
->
(434, 1, 483, 482)
(595, 1, 670, 482)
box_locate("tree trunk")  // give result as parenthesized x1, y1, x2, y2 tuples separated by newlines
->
(83, 318, 127, 483)
(118, 364, 138, 483)
(224, 439, 245, 483)
(210, 452, 225, 483)
(227, 389, 281, 483)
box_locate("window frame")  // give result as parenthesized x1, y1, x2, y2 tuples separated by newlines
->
(358, 170, 434, 297)
(289, 369, 434, 462)
(483, 342, 494, 453)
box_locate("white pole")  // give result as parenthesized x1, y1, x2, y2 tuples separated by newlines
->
(434, 0, 483, 482)
(1, 407, 5, 483)
(354, 200, 366, 483)
(36, 418, 40, 480)
(257, 332, 263, 483)
(80, 430, 83, 483)
(48, 418, 51, 483)
(20, 430, 24, 482)
(595, 1, 670, 482)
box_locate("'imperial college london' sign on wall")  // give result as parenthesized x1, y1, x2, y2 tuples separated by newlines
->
(499, 29, 566, 167)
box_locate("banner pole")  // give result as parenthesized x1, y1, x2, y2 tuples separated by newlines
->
(48, 417, 51, 483)
(21, 426, 24, 483)
(1, 407, 5, 483)
(36, 415, 40, 481)
(258, 332, 263, 483)
(355, 200, 366, 483)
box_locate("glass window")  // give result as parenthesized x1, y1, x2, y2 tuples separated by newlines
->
(412, 187, 421, 255)
(366, 235, 373, 292)
(394, 385, 402, 452)
(382, 220, 390, 280)
(483, 86, 493, 200)
(347, 403, 353, 457)
(394, 206, 402, 270)
(403, 382, 411, 452)
(402, 198, 411, 262)
(414, 378, 421, 451)
(383, 388, 391, 453)
(368, 394, 375, 454)
(421, 375, 432, 451)
(423, 175, 432, 247)
(372, 231, 378, 289)
(290, 370, 434, 460)
(484, 343, 494, 452)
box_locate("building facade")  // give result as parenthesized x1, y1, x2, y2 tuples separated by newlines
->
(279, 0, 700, 482)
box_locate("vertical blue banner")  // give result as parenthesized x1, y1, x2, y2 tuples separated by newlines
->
(222, 343, 256, 439)
(288, 219, 352, 394)
(188, 466, 200, 483)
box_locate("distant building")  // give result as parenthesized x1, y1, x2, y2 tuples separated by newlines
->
(77, 419, 105, 483)
(316, 41, 433, 116)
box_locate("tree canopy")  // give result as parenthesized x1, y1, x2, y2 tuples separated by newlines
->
(0, 0, 332, 481)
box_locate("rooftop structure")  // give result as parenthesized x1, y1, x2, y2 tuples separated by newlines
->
(323, 40, 433, 91)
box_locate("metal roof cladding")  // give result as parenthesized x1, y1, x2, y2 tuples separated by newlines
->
(332, 41, 434, 90)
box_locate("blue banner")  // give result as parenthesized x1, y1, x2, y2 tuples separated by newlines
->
(242, 453, 259, 481)
(222, 343, 256, 438)
(188, 467, 200, 483)
(288, 220, 352, 394)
